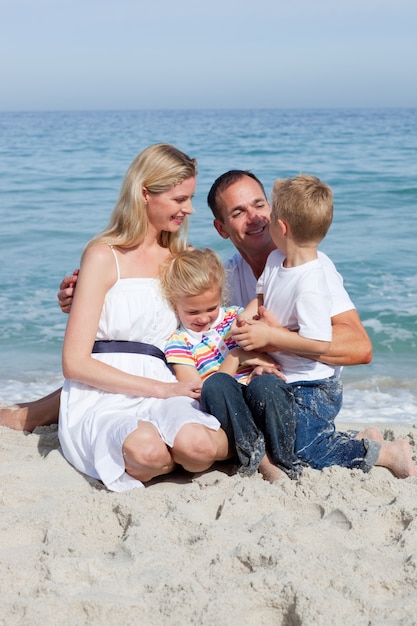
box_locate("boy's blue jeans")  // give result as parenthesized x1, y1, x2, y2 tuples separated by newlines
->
(292, 377, 381, 472)
(200, 372, 301, 479)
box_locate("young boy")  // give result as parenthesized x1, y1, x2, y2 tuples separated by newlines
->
(234, 174, 415, 478)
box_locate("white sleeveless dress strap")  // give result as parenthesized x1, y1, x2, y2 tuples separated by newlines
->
(109, 244, 121, 281)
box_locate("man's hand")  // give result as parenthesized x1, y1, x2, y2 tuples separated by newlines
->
(57, 269, 79, 313)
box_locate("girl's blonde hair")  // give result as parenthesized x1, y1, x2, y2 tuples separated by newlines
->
(160, 248, 225, 307)
(86, 143, 197, 254)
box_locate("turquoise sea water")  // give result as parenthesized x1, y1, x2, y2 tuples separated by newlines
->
(0, 109, 416, 423)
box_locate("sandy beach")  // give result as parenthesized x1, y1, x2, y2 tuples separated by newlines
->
(1, 421, 417, 626)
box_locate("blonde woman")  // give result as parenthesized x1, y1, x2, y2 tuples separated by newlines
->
(58, 144, 229, 492)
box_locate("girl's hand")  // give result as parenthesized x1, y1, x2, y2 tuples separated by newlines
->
(233, 349, 278, 369)
(247, 365, 286, 383)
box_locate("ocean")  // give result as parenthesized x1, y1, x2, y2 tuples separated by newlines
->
(0, 108, 416, 424)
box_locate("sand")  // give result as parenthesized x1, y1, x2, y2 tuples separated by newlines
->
(1, 422, 417, 626)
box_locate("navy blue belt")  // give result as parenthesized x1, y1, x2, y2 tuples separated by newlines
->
(92, 340, 168, 365)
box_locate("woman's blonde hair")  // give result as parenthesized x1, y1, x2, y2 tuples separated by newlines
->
(160, 248, 226, 308)
(86, 143, 197, 254)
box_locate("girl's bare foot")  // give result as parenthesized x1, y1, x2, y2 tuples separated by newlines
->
(259, 453, 289, 483)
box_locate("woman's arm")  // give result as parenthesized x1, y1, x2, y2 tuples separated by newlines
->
(62, 245, 201, 400)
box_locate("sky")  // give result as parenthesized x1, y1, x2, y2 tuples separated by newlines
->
(1, 0, 416, 111)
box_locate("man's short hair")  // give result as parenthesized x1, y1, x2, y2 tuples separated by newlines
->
(207, 170, 267, 221)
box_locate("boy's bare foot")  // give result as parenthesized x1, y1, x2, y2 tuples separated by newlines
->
(376, 439, 416, 479)
(259, 454, 289, 483)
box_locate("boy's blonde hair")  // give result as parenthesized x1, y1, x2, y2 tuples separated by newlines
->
(270, 174, 333, 244)
(160, 248, 225, 307)
(86, 143, 197, 254)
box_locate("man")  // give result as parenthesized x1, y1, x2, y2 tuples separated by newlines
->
(207, 170, 372, 366)
(202, 171, 414, 480)
(0, 170, 371, 431)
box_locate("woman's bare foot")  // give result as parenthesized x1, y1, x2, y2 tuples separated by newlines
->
(356, 427, 384, 444)
(0, 404, 30, 431)
(0, 388, 61, 432)
(258, 453, 289, 483)
(376, 439, 416, 479)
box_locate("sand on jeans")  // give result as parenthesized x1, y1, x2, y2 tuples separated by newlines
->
(1, 421, 417, 626)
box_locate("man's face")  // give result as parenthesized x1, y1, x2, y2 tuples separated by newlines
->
(213, 176, 273, 254)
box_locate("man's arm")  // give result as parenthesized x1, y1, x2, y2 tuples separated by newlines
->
(57, 269, 79, 313)
(316, 309, 372, 366)
(232, 306, 372, 367)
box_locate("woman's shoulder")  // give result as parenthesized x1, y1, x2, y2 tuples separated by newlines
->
(81, 243, 119, 287)
(83, 242, 114, 261)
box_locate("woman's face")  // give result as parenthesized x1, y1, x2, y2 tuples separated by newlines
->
(144, 177, 196, 234)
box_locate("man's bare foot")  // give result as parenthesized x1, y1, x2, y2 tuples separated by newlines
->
(376, 440, 416, 479)
(356, 427, 384, 444)
(259, 454, 289, 483)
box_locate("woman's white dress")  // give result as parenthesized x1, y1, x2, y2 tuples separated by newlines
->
(58, 268, 220, 492)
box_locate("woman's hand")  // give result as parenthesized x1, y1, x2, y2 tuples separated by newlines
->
(158, 379, 203, 400)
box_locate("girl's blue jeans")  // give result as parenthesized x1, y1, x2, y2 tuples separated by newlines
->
(200, 372, 301, 479)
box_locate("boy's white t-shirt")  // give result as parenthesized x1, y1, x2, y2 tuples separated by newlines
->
(257, 253, 334, 383)
(225, 250, 355, 314)
(225, 250, 355, 381)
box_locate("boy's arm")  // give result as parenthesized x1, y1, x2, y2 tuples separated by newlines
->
(234, 298, 259, 324)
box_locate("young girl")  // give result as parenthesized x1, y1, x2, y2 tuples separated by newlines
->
(160, 247, 301, 482)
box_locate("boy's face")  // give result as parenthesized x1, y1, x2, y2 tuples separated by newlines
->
(175, 286, 221, 333)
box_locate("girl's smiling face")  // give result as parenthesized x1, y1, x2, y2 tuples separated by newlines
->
(174, 285, 221, 333)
